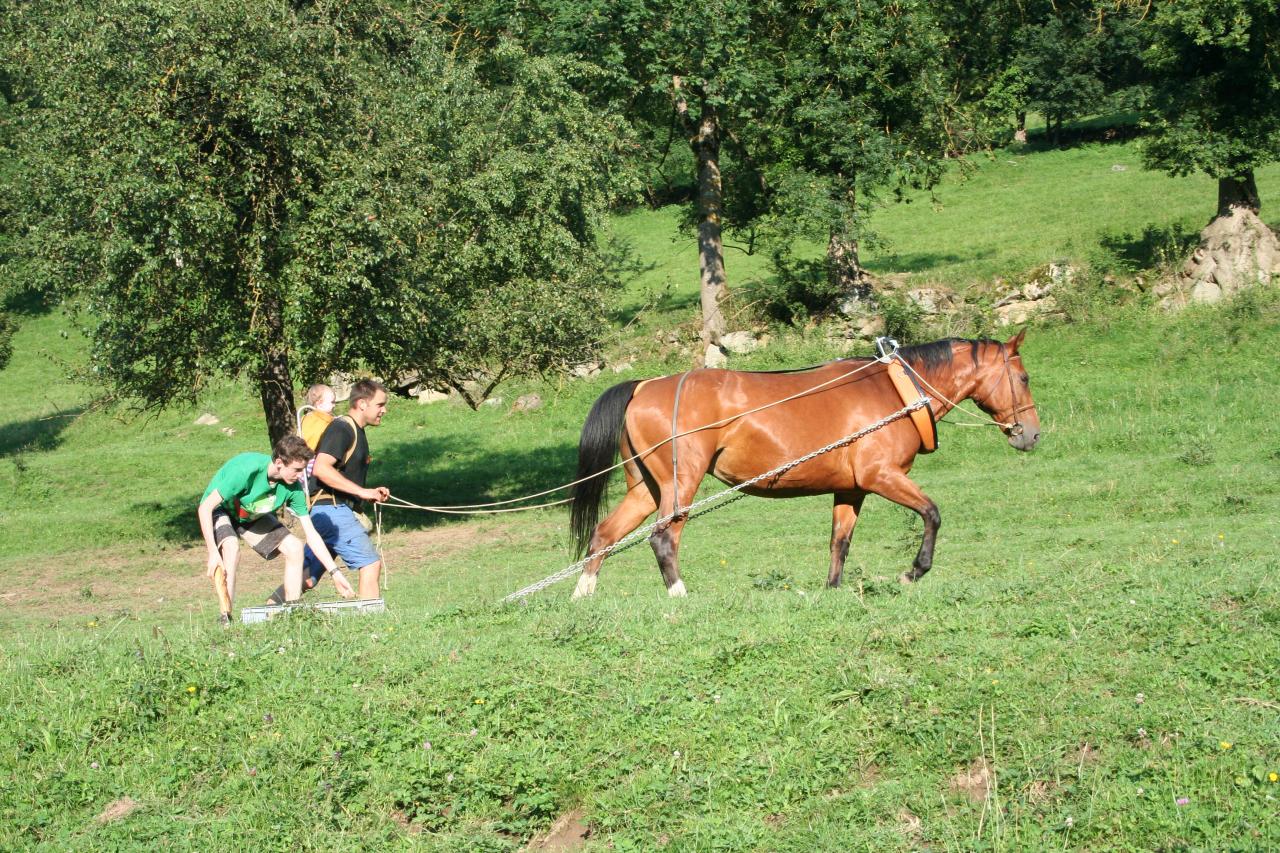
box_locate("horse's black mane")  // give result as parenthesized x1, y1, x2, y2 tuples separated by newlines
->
(744, 337, 999, 375)
(898, 338, 997, 372)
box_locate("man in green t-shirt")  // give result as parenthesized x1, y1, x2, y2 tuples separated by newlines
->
(197, 435, 353, 625)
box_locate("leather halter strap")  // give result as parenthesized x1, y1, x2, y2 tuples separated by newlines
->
(974, 344, 1036, 429)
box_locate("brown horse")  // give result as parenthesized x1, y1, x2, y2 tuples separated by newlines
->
(568, 332, 1040, 597)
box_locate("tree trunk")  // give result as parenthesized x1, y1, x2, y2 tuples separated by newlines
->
(828, 230, 872, 308)
(1218, 172, 1260, 216)
(256, 296, 297, 446)
(1156, 169, 1280, 307)
(1014, 111, 1027, 143)
(691, 101, 727, 348)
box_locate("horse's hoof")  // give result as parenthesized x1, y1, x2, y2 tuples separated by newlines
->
(572, 575, 597, 599)
(898, 572, 915, 585)
(667, 579, 688, 598)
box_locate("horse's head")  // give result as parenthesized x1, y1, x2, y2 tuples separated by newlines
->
(971, 330, 1040, 452)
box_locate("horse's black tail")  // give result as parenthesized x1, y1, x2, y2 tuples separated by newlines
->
(570, 380, 640, 557)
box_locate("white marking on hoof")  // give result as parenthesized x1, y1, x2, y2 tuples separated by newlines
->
(667, 579, 688, 598)
(572, 574, 597, 599)
(898, 572, 914, 585)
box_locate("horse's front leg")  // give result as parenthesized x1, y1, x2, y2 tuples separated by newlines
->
(828, 490, 866, 588)
(862, 472, 940, 583)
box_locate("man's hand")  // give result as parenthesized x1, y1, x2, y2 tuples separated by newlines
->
(332, 570, 356, 599)
(206, 551, 222, 578)
(363, 486, 391, 503)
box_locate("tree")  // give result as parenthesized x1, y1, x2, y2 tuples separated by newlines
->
(441, 0, 962, 336)
(3, 0, 625, 441)
(1015, 15, 1106, 145)
(937, 1, 1148, 147)
(1141, 0, 1280, 300)
(751, 0, 954, 308)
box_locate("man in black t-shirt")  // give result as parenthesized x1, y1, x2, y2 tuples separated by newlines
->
(279, 378, 391, 602)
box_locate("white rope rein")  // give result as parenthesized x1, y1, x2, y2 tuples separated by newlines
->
(501, 396, 930, 603)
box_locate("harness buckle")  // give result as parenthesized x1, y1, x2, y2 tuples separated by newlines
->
(874, 336, 900, 363)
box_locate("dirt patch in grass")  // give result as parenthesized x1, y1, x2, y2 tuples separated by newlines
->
(96, 796, 140, 824)
(950, 757, 995, 803)
(0, 521, 496, 632)
(1070, 742, 1101, 768)
(1027, 779, 1059, 805)
(386, 520, 495, 565)
(856, 763, 884, 788)
(389, 809, 422, 835)
(897, 808, 924, 844)
(524, 808, 589, 851)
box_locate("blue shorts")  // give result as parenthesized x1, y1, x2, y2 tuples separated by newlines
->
(303, 503, 380, 583)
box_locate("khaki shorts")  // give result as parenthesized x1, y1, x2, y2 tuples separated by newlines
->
(211, 507, 292, 560)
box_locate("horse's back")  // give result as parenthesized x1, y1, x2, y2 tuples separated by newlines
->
(624, 361, 915, 491)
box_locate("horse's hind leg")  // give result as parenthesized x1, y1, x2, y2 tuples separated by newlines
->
(648, 458, 708, 596)
(828, 490, 866, 588)
(573, 481, 658, 598)
(861, 471, 940, 583)
(649, 515, 690, 597)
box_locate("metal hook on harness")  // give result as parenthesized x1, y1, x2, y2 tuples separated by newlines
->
(874, 336, 901, 363)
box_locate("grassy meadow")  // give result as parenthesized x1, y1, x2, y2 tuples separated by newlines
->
(2, 136, 1279, 850)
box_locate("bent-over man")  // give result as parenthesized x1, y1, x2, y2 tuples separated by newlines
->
(198, 435, 354, 624)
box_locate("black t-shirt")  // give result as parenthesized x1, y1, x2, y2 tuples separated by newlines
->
(312, 416, 371, 508)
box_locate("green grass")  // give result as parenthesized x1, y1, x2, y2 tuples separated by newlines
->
(4, 299, 1279, 849)
(608, 138, 1280, 328)
(2, 137, 1280, 849)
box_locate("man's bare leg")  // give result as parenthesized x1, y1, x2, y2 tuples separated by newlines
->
(358, 560, 381, 600)
(278, 537, 305, 602)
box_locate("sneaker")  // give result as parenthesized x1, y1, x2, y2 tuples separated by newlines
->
(218, 612, 232, 627)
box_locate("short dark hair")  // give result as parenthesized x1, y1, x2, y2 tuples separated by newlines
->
(273, 434, 314, 465)
(349, 378, 387, 408)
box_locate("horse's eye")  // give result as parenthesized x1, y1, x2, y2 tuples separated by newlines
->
(1020, 375, 1029, 386)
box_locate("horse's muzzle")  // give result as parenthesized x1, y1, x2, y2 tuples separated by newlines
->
(1006, 422, 1040, 452)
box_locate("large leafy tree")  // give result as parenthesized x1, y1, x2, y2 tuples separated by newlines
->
(751, 0, 952, 305)
(443, 0, 960, 339)
(1142, 0, 1280, 298)
(3, 0, 624, 441)
(937, 1, 1148, 146)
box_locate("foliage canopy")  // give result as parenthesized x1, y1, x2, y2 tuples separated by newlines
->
(2, 0, 628, 439)
(1142, 0, 1280, 188)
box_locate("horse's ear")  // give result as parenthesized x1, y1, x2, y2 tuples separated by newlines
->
(1006, 327, 1026, 352)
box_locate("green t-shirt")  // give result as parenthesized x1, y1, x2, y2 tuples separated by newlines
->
(202, 452, 309, 523)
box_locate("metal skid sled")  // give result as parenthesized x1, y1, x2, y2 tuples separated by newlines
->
(240, 598, 386, 624)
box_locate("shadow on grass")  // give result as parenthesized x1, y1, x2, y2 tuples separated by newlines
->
(0, 409, 83, 457)
(145, 429, 586, 542)
(1018, 115, 1144, 152)
(3, 287, 61, 317)
(608, 287, 701, 328)
(1098, 223, 1199, 272)
(869, 247, 995, 275)
(375, 431, 581, 532)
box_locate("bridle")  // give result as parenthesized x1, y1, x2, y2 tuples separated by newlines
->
(974, 342, 1036, 437)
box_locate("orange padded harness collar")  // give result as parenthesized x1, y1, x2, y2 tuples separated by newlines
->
(885, 358, 938, 453)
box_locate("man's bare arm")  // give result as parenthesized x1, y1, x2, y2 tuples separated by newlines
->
(312, 452, 389, 503)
